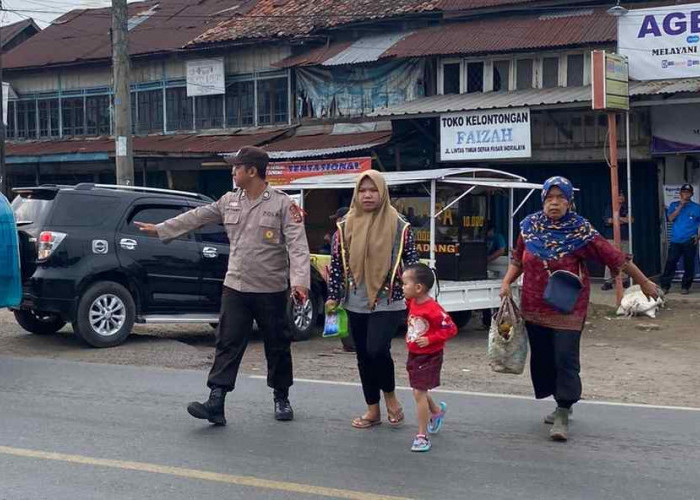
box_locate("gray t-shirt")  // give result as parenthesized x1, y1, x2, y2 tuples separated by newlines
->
(343, 281, 406, 313)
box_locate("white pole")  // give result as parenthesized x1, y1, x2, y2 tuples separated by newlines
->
(430, 180, 436, 268)
(508, 188, 515, 252)
(626, 112, 633, 259)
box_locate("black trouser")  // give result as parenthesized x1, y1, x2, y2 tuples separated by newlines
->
(347, 311, 404, 406)
(207, 287, 292, 395)
(525, 323, 582, 409)
(660, 241, 698, 291)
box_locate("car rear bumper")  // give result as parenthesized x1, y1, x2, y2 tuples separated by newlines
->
(18, 279, 78, 319)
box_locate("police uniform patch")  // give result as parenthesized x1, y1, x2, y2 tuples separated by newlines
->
(262, 228, 279, 243)
(289, 203, 304, 224)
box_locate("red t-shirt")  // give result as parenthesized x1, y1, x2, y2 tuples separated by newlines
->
(406, 298, 458, 355)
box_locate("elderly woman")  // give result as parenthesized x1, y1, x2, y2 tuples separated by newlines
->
(500, 177, 658, 442)
(326, 170, 420, 429)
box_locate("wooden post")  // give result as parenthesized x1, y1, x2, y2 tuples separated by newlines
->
(608, 112, 623, 305)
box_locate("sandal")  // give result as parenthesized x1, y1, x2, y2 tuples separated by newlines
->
(387, 407, 405, 427)
(351, 416, 382, 429)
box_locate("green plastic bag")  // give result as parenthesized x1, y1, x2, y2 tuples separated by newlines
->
(323, 307, 349, 339)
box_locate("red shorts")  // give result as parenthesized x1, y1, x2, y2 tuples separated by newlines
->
(406, 351, 443, 391)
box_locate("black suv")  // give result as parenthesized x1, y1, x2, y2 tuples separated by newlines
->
(11, 184, 326, 348)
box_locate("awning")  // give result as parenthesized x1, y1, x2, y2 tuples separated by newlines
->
(369, 86, 592, 119)
(263, 122, 392, 159)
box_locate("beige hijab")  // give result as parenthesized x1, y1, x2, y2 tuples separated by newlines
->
(345, 170, 399, 307)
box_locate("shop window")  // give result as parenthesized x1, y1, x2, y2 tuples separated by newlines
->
(257, 78, 288, 126)
(166, 87, 193, 131)
(567, 54, 584, 87)
(16, 100, 36, 139)
(38, 99, 59, 138)
(225, 81, 254, 127)
(136, 89, 163, 134)
(442, 62, 461, 94)
(466, 62, 484, 93)
(6, 101, 16, 139)
(516, 59, 534, 90)
(86, 95, 110, 136)
(62, 97, 85, 136)
(542, 57, 560, 89)
(492, 60, 510, 92)
(195, 94, 224, 129)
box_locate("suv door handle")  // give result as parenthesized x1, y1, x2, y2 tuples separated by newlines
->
(202, 246, 218, 258)
(120, 238, 138, 250)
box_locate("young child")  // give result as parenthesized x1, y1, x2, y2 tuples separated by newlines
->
(402, 263, 458, 452)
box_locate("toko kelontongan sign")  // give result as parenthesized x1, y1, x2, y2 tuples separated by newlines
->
(439, 108, 532, 162)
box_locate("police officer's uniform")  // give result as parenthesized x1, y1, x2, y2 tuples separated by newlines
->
(156, 185, 310, 396)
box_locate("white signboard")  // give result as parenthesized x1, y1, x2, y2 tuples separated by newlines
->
(618, 3, 700, 80)
(440, 108, 531, 162)
(186, 58, 225, 97)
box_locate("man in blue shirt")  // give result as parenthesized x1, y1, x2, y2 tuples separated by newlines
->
(660, 184, 700, 294)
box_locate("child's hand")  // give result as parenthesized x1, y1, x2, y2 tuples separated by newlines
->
(415, 336, 430, 348)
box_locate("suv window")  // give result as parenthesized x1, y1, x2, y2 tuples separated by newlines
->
(51, 193, 121, 227)
(11, 195, 53, 227)
(199, 223, 229, 245)
(123, 205, 191, 240)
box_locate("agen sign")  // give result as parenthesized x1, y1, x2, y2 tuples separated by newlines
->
(619, 3, 700, 80)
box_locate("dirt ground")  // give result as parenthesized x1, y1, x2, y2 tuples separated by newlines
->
(1, 292, 698, 408)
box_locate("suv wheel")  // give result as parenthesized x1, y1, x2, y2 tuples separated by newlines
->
(287, 292, 319, 341)
(13, 309, 66, 335)
(73, 282, 135, 348)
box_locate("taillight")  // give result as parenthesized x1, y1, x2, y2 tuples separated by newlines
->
(37, 231, 67, 261)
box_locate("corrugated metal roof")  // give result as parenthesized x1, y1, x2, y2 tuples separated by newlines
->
(264, 130, 392, 159)
(276, 42, 355, 68)
(369, 85, 591, 118)
(0, 19, 39, 50)
(630, 78, 700, 96)
(384, 9, 615, 58)
(7, 129, 289, 157)
(3, 0, 251, 70)
(323, 32, 414, 66)
(439, 0, 544, 10)
(191, 0, 440, 46)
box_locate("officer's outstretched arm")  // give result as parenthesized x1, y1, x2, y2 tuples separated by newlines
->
(154, 200, 224, 243)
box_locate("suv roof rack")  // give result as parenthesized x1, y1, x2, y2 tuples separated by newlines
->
(92, 184, 213, 202)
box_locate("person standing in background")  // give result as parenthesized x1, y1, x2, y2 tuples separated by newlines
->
(660, 184, 700, 295)
(601, 191, 632, 290)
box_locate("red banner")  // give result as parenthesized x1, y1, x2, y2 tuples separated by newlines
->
(267, 157, 371, 186)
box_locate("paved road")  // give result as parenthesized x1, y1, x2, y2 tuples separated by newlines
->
(0, 356, 698, 500)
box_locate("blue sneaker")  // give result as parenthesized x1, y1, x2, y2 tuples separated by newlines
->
(411, 434, 431, 452)
(428, 402, 447, 434)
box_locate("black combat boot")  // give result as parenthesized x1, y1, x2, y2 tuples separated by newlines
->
(273, 389, 294, 421)
(187, 387, 227, 425)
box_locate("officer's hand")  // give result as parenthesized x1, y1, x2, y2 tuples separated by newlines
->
(325, 300, 338, 313)
(134, 222, 159, 236)
(292, 286, 309, 304)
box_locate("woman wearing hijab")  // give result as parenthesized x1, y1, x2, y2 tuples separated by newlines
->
(500, 176, 658, 442)
(326, 170, 420, 429)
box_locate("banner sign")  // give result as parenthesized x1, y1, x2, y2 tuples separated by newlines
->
(439, 108, 531, 162)
(591, 51, 629, 111)
(618, 3, 700, 80)
(651, 104, 700, 154)
(267, 157, 371, 186)
(186, 58, 225, 97)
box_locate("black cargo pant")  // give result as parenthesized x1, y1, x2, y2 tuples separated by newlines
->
(347, 310, 404, 406)
(525, 323, 582, 409)
(660, 240, 698, 291)
(207, 286, 292, 395)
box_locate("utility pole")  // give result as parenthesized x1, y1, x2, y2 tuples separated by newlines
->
(0, 0, 7, 197)
(112, 0, 134, 185)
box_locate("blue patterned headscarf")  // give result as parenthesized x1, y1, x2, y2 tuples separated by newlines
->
(521, 177, 598, 261)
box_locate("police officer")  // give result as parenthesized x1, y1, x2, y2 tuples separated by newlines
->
(135, 146, 310, 424)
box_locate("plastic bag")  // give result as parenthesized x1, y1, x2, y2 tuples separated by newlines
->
(616, 285, 664, 318)
(323, 307, 349, 339)
(487, 297, 528, 374)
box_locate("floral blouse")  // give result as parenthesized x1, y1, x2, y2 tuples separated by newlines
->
(513, 234, 628, 331)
